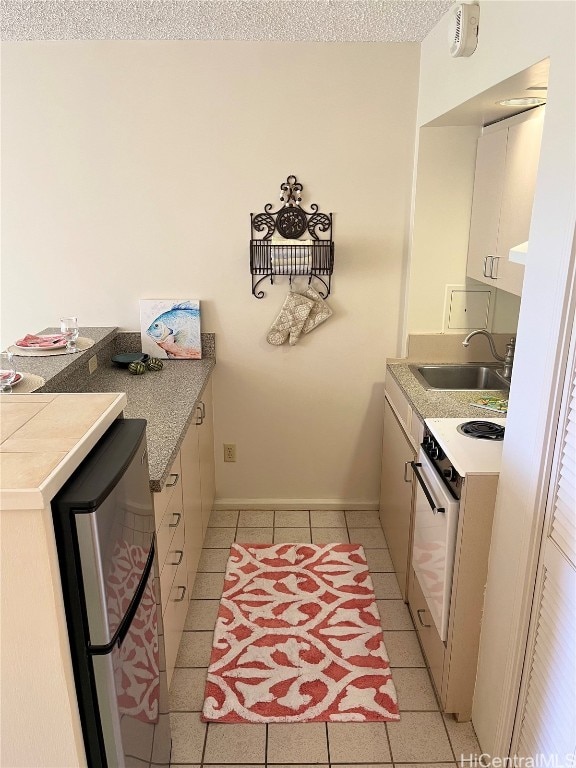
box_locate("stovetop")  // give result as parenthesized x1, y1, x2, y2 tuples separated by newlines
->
(424, 417, 506, 477)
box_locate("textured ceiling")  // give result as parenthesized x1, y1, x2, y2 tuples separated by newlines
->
(1, 1, 453, 42)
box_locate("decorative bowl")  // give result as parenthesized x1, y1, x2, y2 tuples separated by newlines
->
(111, 353, 150, 368)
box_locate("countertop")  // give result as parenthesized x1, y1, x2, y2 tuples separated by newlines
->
(10, 327, 119, 392)
(82, 355, 215, 491)
(0, 392, 126, 509)
(387, 362, 509, 421)
(8, 327, 216, 492)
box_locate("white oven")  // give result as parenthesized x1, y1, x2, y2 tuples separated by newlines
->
(411, 449, 460, 642)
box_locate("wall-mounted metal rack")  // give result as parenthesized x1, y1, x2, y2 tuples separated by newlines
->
(250, 175, 334, 299)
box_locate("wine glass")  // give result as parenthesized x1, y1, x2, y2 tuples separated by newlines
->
(60, 317, 79, 352)
(0, 352, 17, 392)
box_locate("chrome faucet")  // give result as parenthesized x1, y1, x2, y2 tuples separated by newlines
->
(462, 329, 516, 380)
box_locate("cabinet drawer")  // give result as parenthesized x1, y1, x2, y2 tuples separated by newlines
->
(157, 482, 183, 573)
(408, 567, 445, 700)
(385, 375, 412, 434)
(410, 413, 424, 448)
(164, 551, 189, 689)
(160, 505, 186, 615)
(153, 454, 182, 530)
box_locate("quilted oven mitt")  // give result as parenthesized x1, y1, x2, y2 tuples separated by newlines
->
(267, 291, 315, 346)
(300, 286, 333, 334)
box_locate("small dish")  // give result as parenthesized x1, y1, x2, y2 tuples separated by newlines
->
(112, 353, 149, 368)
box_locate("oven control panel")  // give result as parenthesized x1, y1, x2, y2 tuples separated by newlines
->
(422, 427, 463, 500)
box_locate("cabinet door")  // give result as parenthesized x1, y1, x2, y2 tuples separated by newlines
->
(466, 128, 508, 287)
(180, 418, 202, 595)
(163, 549, 189, 688)
(198, 381, 216, 537)
(379, 398, 416, 601)
(496, 109, 545, 296)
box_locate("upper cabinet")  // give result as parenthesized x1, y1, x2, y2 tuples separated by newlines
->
(466, 107, 545, 296)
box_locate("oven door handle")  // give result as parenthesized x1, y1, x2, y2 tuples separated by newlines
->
(410, 462, 445, 515)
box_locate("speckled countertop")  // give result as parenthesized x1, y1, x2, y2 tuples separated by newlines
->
(13, 327, 216, 492)
(82, 355, 215, 491)
(387, 362, 509, 421)
(12, 327, 118, 391)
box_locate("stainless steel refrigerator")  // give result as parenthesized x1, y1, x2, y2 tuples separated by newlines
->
(52, 418, 171, 767)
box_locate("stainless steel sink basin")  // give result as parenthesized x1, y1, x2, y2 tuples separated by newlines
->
(409, 364, 510, 391)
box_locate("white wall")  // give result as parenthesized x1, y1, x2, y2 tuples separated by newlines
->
(418, 1, 576, 754)
(1, 41, 420, 507)
(405, 125, 479, 334)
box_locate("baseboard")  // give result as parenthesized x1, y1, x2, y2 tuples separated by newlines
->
(213, 498, 379, 511)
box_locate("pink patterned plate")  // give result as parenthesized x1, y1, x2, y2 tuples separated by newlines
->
(15, 334, 68, 350)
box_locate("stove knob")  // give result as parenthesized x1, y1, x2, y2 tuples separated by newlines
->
(443, 467, 457, 482)
(430, 444, 445, 460)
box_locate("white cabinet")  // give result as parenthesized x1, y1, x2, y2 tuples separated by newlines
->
(198, 381, 216, 537)
(153, 454, 189, 686)
(153, 378, 216, 686)
(180, 379, 216, 590)
(180, 414, 203, 595)
(379, 375, 422, 601)
(467, 107, 544, 296)
(379, 398, 416, 601)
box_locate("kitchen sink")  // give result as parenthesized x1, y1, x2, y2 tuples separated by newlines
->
(409, 364, 510, 391)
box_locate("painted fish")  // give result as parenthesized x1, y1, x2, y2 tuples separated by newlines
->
(146, 302, 200, 355)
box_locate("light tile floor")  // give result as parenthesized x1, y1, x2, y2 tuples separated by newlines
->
(168, 509, 482, 767)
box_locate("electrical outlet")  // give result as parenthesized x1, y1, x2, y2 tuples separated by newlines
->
(223, 444, 236, 462)
(88, 355, 98, 375)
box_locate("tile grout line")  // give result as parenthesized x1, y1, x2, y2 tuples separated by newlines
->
(325, 720, 331, 768)
(441, 711, 460, 766)
(385, 717, 396, 768)
(199, 717, 209, 768)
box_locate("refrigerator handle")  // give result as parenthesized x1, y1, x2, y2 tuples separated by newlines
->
(88, 538, 156, 656)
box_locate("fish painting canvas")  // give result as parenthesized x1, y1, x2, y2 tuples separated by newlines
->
(139, 299, 202, 359)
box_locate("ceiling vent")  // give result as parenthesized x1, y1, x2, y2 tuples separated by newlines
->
(449, 3, 479, 58)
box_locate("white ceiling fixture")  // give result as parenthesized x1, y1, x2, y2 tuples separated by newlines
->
(498, 97, 547, 107)
(0, 0, 453, 42)
(448, 2, 479, 58)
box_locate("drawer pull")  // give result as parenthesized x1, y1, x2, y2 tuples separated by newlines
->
(166, 473, 180, 488)
(169, 512, 182, 528)
(417, 608, 431, 628)
(404, 461, 413, 483)
(489, 255, 500, 278)
(169, 550, 184, 566)
(173, 585, 187, 603)
(196, 406, 203, 426)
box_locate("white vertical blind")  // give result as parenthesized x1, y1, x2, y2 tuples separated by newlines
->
(514, 311, 576, 763)
(550, 375, 576, 566)
(516, 544, 576, 762)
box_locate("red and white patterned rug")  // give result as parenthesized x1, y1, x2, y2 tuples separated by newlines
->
(201, 543, 399, 723)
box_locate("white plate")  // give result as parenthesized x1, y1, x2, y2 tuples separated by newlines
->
(15, 335, 68, 350)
